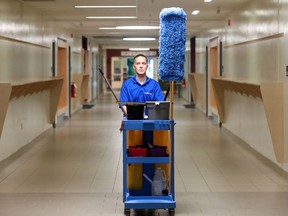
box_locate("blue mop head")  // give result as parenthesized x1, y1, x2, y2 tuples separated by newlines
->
(159, 7, 186, 81)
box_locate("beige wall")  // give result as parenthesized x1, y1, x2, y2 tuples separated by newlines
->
(0, 0, 84, 161)
(194, 0, 288, 171)
(0, 92, 51, 161)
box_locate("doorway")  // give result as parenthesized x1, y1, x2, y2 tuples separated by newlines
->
(208, 37, 219, 115)
(57, 39, 68, 116)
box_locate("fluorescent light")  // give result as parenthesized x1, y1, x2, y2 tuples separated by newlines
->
(116, 26, 159, 30)
(123, 37, 156, 41)
(129, 48, 150, 51)
(75, 5, 136, 8)
(98, 27, 116, 30)
(99, 26, 159, 30)
(86, 16, 136, 19)
(204, 0, 212, 2)
(192, 10, 200, 15)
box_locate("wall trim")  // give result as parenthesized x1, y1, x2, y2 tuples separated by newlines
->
(224, 33, 284, 49)
(0, 35, 50, 49)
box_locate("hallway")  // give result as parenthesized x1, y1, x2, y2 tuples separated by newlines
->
(0, 93, 288, 216)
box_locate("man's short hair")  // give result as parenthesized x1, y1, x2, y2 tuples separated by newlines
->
(133, 54, 148, 63)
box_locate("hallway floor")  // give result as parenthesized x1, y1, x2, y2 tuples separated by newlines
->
(0, 93, 288, 216)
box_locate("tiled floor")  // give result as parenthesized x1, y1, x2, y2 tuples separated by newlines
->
(0, 93, 288, 215)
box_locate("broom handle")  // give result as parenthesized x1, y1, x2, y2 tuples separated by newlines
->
(170, 81, 174, 120)
(98, 67, 127, 117)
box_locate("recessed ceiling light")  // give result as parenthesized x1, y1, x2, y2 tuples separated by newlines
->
(75, 5, 136, 8)
(116, 26, 160, 30)
(129, 48, 150, 51)
(86, 16, 136, 19)
(191, 10, 200, 15)
(123, 38, 156, 41)
(204, 0, 212, 2)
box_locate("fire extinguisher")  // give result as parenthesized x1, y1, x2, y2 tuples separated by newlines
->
(182, 78, 186, 87)
(71, 82, 77, 98)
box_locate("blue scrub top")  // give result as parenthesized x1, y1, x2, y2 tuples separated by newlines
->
(120, 76, 164, 103)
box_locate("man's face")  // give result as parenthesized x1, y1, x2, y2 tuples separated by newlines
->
(133, 56, 148, 76)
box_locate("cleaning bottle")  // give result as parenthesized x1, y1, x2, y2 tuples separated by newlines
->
(152, 167, 167, 196)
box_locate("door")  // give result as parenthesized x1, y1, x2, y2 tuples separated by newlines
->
(208, 37, 219, 115)
(111, 57, 123, 89)
(57, 39, 68, 116)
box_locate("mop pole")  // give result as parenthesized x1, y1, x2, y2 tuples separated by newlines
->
(170, 81, 174, 120)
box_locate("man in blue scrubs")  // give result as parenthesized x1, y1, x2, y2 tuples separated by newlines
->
(120, 54, 164, 109)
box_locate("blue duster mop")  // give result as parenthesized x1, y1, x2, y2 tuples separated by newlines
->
(158, 7, 186, 119)
(159, 7, 186, 81)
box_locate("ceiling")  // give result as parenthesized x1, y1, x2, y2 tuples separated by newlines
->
(21, 0, 250, 49)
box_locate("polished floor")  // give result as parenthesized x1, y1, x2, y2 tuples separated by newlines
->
(0, 93, 288, 216)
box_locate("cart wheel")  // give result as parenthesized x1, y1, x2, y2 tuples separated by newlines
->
(169, 208, 175, 216)
(124, 208, 130, 216)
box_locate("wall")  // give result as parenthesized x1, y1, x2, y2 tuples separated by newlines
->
(71, 36, 82, 74)
(0, 92, 50, 161)
(272, 0, 288, 167)
(0, 0, 84, 162)
(195, 38, 208, 73)
(223, 0, 280, 81)
(195, 0, 288, 171)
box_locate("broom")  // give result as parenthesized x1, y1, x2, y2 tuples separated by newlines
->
(159, 7, 186, 120)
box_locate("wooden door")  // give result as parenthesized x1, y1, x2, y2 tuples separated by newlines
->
(57, 40, 68, 115)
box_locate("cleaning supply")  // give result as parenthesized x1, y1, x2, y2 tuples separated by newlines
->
(158, 7, 187, 81)
(152, 167, 167, 196)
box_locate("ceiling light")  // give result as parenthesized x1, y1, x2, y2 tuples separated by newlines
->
(204, 0, 212, 2)
(116, 26, 160, 30)
(98, 27, 116, 30)
(86, 16, 136, 19)
(75, 6, 136, 8)
(123, 38, 156, 41)
(191, 10, 200, 15)
(129, 48, 150, 51)
(22, 0, 55, 1)
(99, 26, 159, 30)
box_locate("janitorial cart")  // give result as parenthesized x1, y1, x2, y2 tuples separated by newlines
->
(98, 67, 176, 215)
(122, 102, 176, 216)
